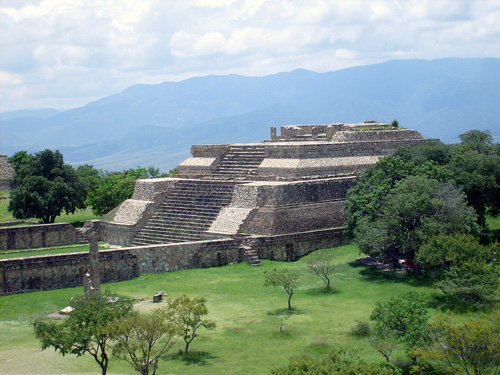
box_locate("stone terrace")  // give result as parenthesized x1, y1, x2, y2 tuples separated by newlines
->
(106, 122, 428, 247)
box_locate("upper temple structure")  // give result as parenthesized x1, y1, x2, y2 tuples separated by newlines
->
(105, 121, 427, 251)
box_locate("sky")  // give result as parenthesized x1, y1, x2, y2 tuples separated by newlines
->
(1, 0, 500, 113)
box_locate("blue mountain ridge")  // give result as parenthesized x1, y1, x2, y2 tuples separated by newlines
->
(1, 58, 499, 171)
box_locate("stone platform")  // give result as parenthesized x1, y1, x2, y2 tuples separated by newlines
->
(106, 122, 427, 247)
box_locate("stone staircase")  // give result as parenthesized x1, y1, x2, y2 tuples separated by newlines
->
(212, 145, 265, 178)
(130, 180, 237, 246)
(75, 228, 88, 244)
(242, 245, 261, 266)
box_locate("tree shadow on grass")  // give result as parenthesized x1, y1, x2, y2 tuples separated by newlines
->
(267, 307, 304, 316)
(305, 286, 339, 296)
(168, 350, 217, 366)
(348, 259, 434, 288)
(427, 292, 499, 314)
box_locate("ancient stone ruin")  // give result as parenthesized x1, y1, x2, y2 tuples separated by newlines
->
(0, 121, 429, 295)
(0, 155, 15, 191)
(105, 122, 426, 249)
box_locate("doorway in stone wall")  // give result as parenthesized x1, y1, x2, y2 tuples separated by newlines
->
(285, 243, 294, 262)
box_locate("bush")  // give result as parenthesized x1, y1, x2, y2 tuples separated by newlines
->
(351, 320, 372, 337)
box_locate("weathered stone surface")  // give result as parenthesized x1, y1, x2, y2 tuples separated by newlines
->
(0, 223, 77, 250)
(0, 249, 138, 295)
(0, 155, 15, 191)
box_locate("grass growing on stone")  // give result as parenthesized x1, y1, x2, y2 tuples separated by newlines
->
(0, 243, 110, 259)
(0, 244, 451, 375)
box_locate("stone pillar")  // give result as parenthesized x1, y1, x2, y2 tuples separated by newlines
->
(84, 222, 100, 295)
(270, 127, 277, 140)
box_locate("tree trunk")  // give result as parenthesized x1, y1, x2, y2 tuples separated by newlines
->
(288, 293, 292, 310)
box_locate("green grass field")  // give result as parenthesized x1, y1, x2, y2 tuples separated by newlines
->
(0, 244, 468, 375)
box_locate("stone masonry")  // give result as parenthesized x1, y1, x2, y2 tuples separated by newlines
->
(1, 121, 429, 294)
(0, 155, 15, 190)
(106, 121, 427, 246)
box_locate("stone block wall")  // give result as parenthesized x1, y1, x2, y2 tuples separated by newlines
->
(129, 239, 241, 274)
(0, 249, 138, 295)
(0, 223, 77, 250)
(0, 227, 345, 295)
(250, 228, 345, 261)
(0, 155, 15, 190)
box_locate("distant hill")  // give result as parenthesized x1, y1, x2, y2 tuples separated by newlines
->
(1, 58, 499, 172)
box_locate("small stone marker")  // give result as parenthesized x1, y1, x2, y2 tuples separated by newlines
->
(153, 291, 167, 303)
(60, 306, 74, 314)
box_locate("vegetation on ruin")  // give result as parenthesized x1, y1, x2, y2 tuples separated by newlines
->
(1, 243, 498, 375)
(0, 242, 108, 259)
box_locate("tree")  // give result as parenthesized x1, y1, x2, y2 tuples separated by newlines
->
(354, 175, 478, 262)
(370, 292, 430, 357)
(459, 129, 495, 154)
(417, 234, 499, 308)
(264, 268, 300, 310)
(86, 167, 147, 216)
(7, 150, 30, 173)
(32, 293, 134, 375)
(164, 295, 216, 354)
(108, 308, 180, 375)
(8, 149, 86, 223)
(413, 312, 500, 375)
(147, 166, 160, 179)
(305, 249, 336, 290)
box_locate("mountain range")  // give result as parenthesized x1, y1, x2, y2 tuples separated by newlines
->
(1, 58, 499, 172)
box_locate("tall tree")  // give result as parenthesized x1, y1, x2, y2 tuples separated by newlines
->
(8, 149, 86, 223)
(417, 234, 499, 308)
(164, 295, 216, 353)
(413, 312, 500, 375)
(264, 268, 301, 310)
(32, 293, 134, 375)
(354, 176, 478, 262)
(85, 167, 148, 216)
(108, 308, 180, 375)
(305, 249, 336, 290)
(371, 292, 430, 358)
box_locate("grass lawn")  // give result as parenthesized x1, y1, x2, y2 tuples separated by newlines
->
(0, 244, 463, 375)
(0, 243, 111, 259)
(0, 190, 99, 226)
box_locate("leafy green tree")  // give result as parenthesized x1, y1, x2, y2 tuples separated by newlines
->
(370, 292, 430, 357)
(270, 347, 400, 375)
(75, 164, 100, 191)
(86, 167, 147, 216)
(147, 166, 160, 178)
(108, 308, 180, 375)
(417, 234, 499, 308)
(354, 175, 478, 262)
(264, 268, 300, 310)
(459, 129, 495, 154)
(7, 150, 31, 173)
(305, 249, 336, 290)
(413, 312, 500, 375)
(32, 293, 134, 375)
(8, 149, 86, 223)
(164, 295, 216, 353)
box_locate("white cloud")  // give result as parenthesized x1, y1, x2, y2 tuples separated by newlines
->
(1, 0, 500, 112)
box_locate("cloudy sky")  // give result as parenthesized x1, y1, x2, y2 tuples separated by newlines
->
(1, 0, 500, 112)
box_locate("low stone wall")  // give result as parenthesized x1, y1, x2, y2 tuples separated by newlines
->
(250, 227, 345, 261)
(0, 223, 77, 250)
(128, 239, 242, 274)
(0, 249, 139, 295)
(0, 227, 345, 295)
